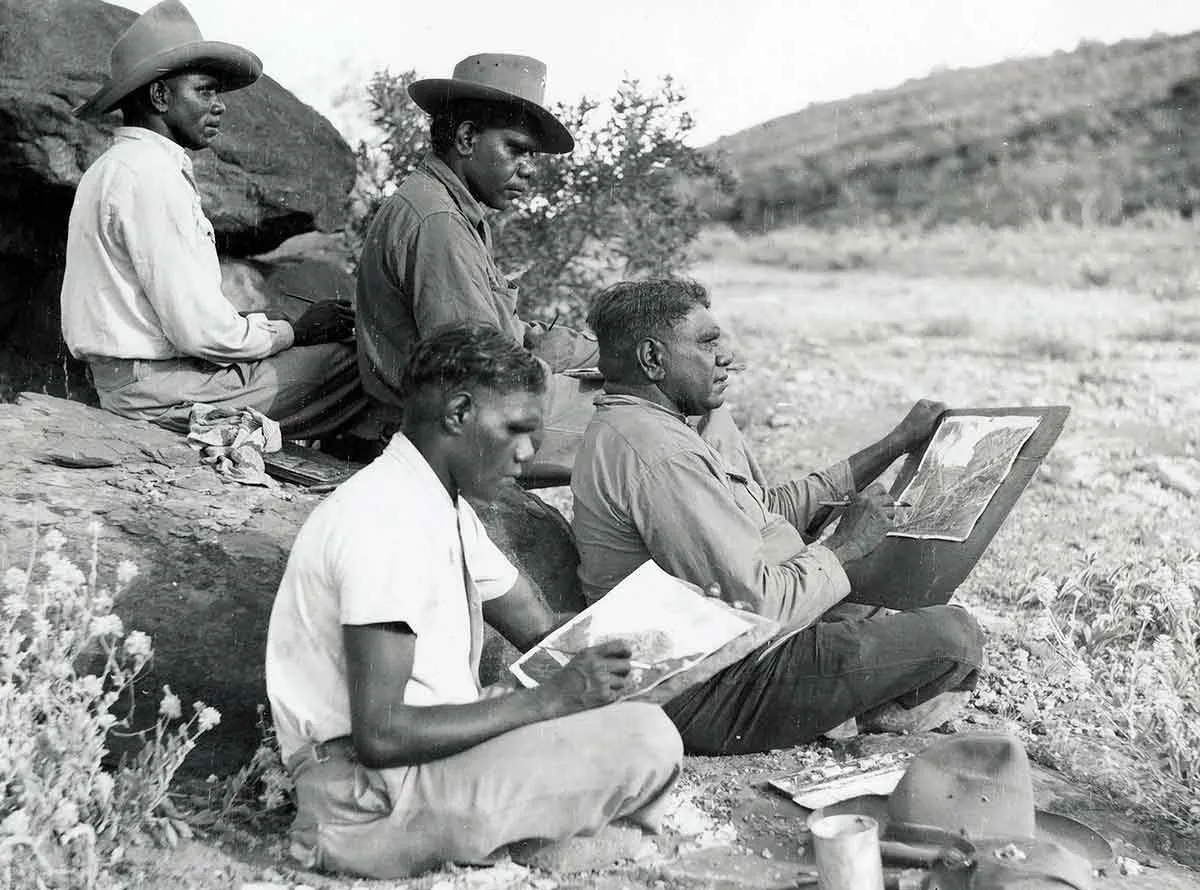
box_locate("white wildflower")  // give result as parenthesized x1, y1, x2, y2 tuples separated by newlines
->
(115, 560, 139, 586)
(42, 528, 66, 551)
(78, 674, 104, 699)
(93, 771, 114, 805)
(123, 630, 152, 660)
(159, 686, 182, 720)
(43, 553, 86, 596)
(91, 614, 125, 639)
(197, 706, 222, 732)
(0, 809, 30, 837)
(51, 800, 79, 833)
(2, 567, 27, 594)
(92, 592, 114, 614)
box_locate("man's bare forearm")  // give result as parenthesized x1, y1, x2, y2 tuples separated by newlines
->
(845, 432, 909, 490)
(353, 687, 559, 769)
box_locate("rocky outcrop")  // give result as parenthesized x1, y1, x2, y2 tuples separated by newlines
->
(0, 393, 583, 774)
(0, 0, 357, 377)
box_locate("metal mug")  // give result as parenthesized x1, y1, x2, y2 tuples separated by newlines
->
(811, 813, 886, 890)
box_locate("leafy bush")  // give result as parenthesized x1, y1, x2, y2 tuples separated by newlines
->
(348, 70, 733, 325)
(0, 528, 220, 889)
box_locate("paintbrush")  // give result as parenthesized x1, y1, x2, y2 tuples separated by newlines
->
(819, 498, 912, 508)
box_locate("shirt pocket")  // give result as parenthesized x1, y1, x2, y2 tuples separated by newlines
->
(489, 280, 525, 341)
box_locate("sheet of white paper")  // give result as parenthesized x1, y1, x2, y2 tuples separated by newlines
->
(509, 560, 754, 697)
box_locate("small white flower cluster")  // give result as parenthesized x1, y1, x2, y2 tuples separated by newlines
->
(1, 528, 225, 882)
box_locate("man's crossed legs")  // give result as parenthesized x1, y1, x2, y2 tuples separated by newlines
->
(664, 605, 984, 755)
(286, 702, 682, 879)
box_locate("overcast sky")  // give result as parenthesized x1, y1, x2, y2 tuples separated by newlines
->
(122, 0, 1200, 145)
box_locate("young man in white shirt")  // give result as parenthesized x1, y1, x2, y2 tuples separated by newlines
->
(62, 0, 364, 439)
(265, 323, 682, 879)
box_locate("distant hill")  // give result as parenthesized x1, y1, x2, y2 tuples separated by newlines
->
(707, 32, 1200, 229)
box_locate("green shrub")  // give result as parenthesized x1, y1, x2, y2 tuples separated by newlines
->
(0, 528, 220, 889)
(348, 70, 733, 325)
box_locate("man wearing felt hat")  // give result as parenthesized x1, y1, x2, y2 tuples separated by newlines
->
(355, 53, 758, 484)
(61, 0, 366, 441)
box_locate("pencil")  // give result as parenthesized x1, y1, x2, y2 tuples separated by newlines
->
(284, 291, 317, 304)
(819, 498, 912, 508)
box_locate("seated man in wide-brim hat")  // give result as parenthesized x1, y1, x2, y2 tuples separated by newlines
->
(62, 0, 367, 441)
(354, 53, 760, 485)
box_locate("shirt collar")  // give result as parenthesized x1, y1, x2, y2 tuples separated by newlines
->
(383, 432, 459, 517)
(593, 392, 688, 423)
(418, 152, 488, 235)
(113, 126, 195, 182)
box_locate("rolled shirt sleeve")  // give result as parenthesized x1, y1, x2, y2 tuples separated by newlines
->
(631, 453, 851, 629)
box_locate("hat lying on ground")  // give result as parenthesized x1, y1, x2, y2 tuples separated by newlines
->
(408, 53, 574, 154)
(809, 733, 1112, 888)
(75, 0, 262, 118)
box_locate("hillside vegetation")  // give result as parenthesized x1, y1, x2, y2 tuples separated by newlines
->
(710, 31, 1200, 229)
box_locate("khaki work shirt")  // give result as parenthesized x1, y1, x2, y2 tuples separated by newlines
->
(571, 394, 854, 629)
(354, 154, 528, 409)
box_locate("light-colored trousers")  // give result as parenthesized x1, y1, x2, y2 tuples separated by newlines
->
(87, 344, 368, 440)
(286, 702, 683, 880)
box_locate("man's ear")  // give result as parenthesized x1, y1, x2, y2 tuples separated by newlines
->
(441, 390, 474, 435)
(454, 120, 478, 157)
(634, 337, 667, 383)
(147, 80, 171, 113)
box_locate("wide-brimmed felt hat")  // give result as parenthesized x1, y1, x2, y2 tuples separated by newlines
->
(808, 733, 1113, 870)
(74, 0, 262, 118)
(408, 53, 574, 154)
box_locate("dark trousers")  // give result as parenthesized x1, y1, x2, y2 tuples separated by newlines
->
(663, 605, 983, 755)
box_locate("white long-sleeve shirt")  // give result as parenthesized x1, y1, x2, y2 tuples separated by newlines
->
(61, 127, 294, 364)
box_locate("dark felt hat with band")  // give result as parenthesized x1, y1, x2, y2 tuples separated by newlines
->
(408, 53, 574, 154)
(75, 0, 262, 118)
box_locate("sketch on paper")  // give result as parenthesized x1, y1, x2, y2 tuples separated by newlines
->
(509, 560, 758, 698)
(888, 414, 1040, 542)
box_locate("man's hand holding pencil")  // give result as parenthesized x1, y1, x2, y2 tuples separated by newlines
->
(822, 483, 897, 566)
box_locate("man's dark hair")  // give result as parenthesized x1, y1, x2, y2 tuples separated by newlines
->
(429, 99, 539, 155)
(586, 278, 712, 371)
(399, 322, 546, 420)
